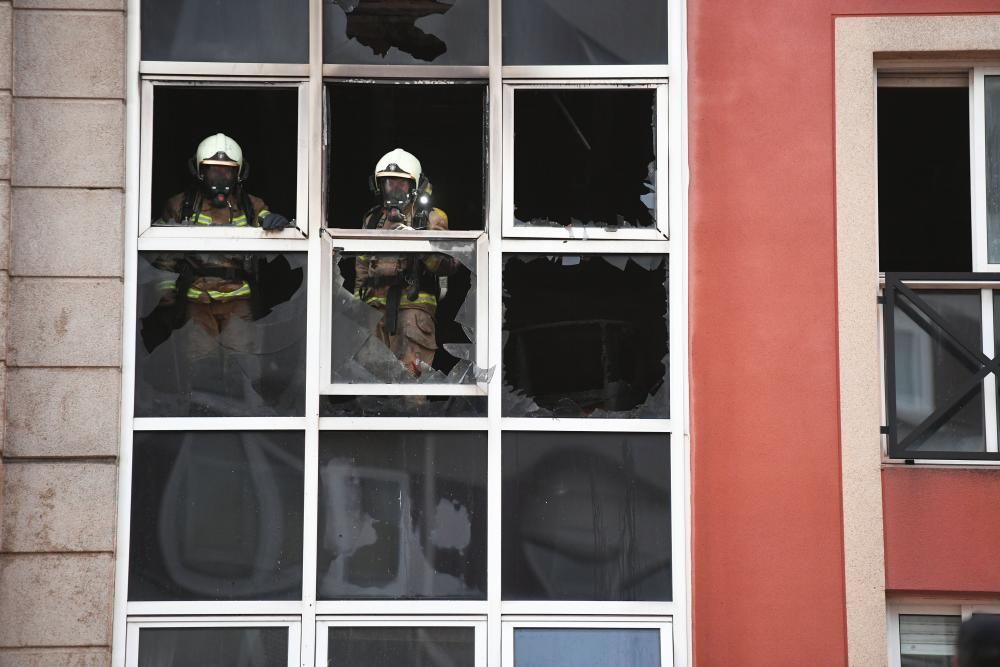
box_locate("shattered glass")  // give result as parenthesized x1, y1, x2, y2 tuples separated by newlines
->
(138, 628, 289, 667)
(317, 431, 487, 599)
(503, 255, 668, 418)
(502, 432, 671, 601)
(135, 252, 307, 417)
(141, 0, 308, 63)
(514, 89, 657, 230)
(502, 0, 667, 66)
(321, 395, 487, 417)
(129, 431, 304, 601)
(331, 243, 490, 385)
(324, 0, 487, 65)
(328, 627, 476, 666)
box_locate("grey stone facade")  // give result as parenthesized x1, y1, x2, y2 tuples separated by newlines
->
(0, 1, 124, 664)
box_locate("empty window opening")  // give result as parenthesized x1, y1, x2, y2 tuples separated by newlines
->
(151, 87, 299, 229)
(503, 255, 668, 418)
(514, 89, 656, 229)
(326, 83, 486, 231)
(878, 85, 971, 272)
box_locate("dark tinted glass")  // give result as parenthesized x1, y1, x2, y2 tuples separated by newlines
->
(135, 252, 306, 417)
(986, 77, 1000, 264)
(502, 0, 667, 65)
(878, 87, 971, 271)
(141, 0, 308, 63)
(502, 432, 671, 601)
(328, 626, 476, 666)
(514, 628, 660, 667)
(151, 87, 299, 228)
(129, 431, 304, 601)
(514, 89, 656, 229)
(324, 0, 487, 65)
(138, 627, 288, 667)
(503, 255, 667, 418)
(326, 83, 486, 231)
(331, 246, 479, 384)
(321, 395, 487, 417)
(318, 432, 487, 599)
(892, 290, 985, 453)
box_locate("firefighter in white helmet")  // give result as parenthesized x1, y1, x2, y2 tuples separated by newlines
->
(354, 148, 456, 377)
(156, 133, 290, 229)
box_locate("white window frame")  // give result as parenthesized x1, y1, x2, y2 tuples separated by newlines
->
(888, 601, 1000, 667)
(319, 231, 490, 396)
(316, 616, 487, 666)
(138, 78, 311, 240)
(124, 616, 301, 666)
(116, 0, 689, 664)
(501, 617, 674, 667)
(501, 81, 669, 241)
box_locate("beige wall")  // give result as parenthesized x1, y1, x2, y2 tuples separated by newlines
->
(0, 1, 125, 664)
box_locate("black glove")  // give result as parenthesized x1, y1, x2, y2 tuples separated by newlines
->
(261, 212, 290, 230)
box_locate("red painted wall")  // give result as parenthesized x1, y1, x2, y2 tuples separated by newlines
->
(884, 467, 1000, 593)
(688, 1, 1000, 665)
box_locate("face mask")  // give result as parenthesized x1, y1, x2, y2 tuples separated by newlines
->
(380, 177, 414, 219)
(202, 166, 237, 207)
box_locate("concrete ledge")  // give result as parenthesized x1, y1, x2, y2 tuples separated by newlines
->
(12, 99, 123, 188)
(5, 368, 119, 457)
(11, 188, 123, 277)
(0, 554, 113, 647)
(7, 277, 121, 366)
(13, 10, 124, 99)
(0, 648, 109, 667)
(1, 461, 117, 552)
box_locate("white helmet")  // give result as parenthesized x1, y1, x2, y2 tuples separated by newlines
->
(374, 148, 421, 184)
(195, 133, 245, 177)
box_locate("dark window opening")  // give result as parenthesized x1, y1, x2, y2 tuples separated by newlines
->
(138, 628, 289, 666)
(514, 89, 656, 229)
(323, 0, 488, 65)
(320, 395, 487, 417)
(328, 627, 476, 665)
(503, 255, 668, 418)
(326, 83, 487, 231)
(135, 251, 307, 417)
(502, 432, 672, 601)
(129, 431, 305, 601)
(878, 86, 971, 272)
(151, 87, 299, 228)
(141, 0, 308, 63)
(317, 431, 487, 599)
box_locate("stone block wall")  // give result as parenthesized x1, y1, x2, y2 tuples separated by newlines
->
(0, 1, 124, 664)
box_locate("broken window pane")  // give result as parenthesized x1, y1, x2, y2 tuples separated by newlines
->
(514, 629, 662, 667)
(326, 83, 486, 231)
(514, 89, 656, 230)
(151, 87, 299, 229)
(324, 0, 487, 65)
(502, 0, 667, 66)
(138, 628, 289, 667)
(141, 0, 308, 63)
(503, 255, 668, 418)
(331, 244, 483, 384)
(321, 395, 487, 417)
(502, 432, 671, 601)
(318, 431, 487, 599)
(135, 252, 306, 417)
(129, 431, 304, 601)
(328, 627, 476, 667)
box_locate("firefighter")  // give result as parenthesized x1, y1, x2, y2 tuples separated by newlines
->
(156, 133, 290, 229)
(354, 148, 455, 377)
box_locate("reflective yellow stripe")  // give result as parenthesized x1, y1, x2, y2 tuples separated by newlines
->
(158, 279, 177, 291)
(364, 292, 437, 308)
(194, 213, 248, 227)
(156, 279, 251, 301)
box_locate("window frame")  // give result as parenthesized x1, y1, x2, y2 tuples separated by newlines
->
(501, 80, 669, 241)
(116, 0, 689, 665)
(138, 78, 311, 240)
(888, 602, 1000, 667)
(125, 616, 301, 667)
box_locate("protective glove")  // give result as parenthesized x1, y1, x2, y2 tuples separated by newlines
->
(261, 212, 290, 230)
